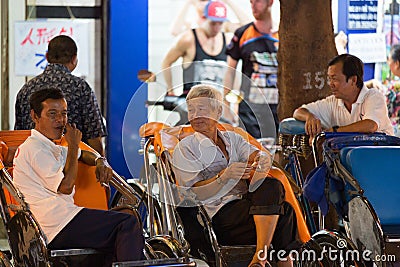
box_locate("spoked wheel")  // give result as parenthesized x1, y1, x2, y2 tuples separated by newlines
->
(146, 236, 185, 259)
(110, 181, 163, 238)
(309, 231, 365, 267)
(292, 239, 327, 267)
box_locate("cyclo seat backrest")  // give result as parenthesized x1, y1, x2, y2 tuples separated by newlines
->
(0, 130, 108, 210)
(323, 133, 400, 234)
(346, 146, 400, 228)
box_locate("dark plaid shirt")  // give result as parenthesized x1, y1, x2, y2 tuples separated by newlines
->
(14, 63, 107, 142)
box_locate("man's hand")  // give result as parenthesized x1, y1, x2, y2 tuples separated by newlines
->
(95, 158, 113, 184)
(221, 162, 252, 181)
(64, 123, 82, 148)
(251, 151, 271, 173)
(305, 114, 322, 138)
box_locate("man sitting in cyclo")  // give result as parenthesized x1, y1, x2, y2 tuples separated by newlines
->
(172, 84, 301, 267)
(13, 89, 144, 266)
(293, 54, 393, 138)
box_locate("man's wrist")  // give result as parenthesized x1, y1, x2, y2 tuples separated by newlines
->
(95, 156, 106, 165)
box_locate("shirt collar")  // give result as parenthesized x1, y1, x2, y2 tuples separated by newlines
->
(30, 129, 61, 150)
(355, 85, 369, 103)
(338, 85, 369, 107)
(193, 129, 229, 148)
(45, 63, 71, 74)
(193, 132, 215, 148)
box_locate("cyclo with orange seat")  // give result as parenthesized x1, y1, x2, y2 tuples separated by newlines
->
(0, 130, 191, 267)
(135, 120, 370, 266)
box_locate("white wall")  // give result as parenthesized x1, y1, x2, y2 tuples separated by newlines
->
(8, 0, 26, 130)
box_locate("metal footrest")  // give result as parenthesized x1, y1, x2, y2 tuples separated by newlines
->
(50, 248, 100, 257)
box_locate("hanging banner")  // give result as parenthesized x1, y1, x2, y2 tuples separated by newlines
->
(14, 20, 89, 76)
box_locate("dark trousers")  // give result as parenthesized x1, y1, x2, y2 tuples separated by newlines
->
(48, 208, 144, 266)
(212, 178, 299, 252)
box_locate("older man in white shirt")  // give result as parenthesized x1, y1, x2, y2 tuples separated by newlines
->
(293, 54, 393, 139)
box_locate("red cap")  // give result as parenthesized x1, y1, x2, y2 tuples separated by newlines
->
(204, 1, 228, 22)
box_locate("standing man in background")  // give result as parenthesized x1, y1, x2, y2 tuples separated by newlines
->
(224, 0, 278, 139)
(14, 35, 107, 156)
(162, 0, 247, 97)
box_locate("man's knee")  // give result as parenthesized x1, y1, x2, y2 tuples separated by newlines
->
(262, 178, 284, 192)
(253, 178, 285, 204)
(120, 213, 142, 234)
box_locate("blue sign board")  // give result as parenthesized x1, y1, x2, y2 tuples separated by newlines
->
(347, 0, 378, 30)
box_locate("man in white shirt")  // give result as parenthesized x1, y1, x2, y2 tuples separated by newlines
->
(13, 89, 144, 266)
(293, 54, 394, 139)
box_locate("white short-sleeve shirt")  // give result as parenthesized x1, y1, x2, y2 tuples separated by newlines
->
(172, 130, 258, 217)
(302, 86, 394, 135)
(13, 129, 83, 243)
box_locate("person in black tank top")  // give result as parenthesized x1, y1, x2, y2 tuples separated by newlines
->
(182, 29, 227, 94)
(162, 1, 229, 97)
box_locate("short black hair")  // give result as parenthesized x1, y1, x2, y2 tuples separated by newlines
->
(328, 54, 364, 89)
(30, 89, 65, 117)
(46, 35, 77, 64)
(390, 44, 400, 62)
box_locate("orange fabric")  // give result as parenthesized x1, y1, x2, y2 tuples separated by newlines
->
(57, 138, 108, 210)
(267, 168, 311, 243)
(150, 123, 311, 243)
(0, 130, 108, 211)
(239, 25, 262, 48)
(0, 140, 8, 164)
(0, 130, 31, 167)
(139, 122, 170, 138)
(0, 160, 17, 217)
(2, 187, 17, 217)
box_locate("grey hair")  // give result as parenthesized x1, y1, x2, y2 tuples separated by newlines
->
(186, 84, 223, 111)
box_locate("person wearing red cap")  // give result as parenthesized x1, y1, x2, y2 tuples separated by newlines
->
(169, 0, 250, 37)
(223, 0, 279, 140)
(162, 0, 249, 98)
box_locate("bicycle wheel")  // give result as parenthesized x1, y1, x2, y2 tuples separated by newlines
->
(310, 231, 365, 267)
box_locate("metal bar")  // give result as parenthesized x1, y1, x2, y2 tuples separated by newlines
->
(143, 138, 155, 237)
(155, 159, 169, 236)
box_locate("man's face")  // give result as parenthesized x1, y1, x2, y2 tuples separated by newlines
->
(388, 54, 400, 77)
(205, 20, 224, 37)
(327, 62, 356, 100)
(250, 0, 271, 20)
(187, 97, 221, 133)
(32, 98, 68, 140)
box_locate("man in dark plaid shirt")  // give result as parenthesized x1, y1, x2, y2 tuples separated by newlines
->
(14, 35, 107, 155)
